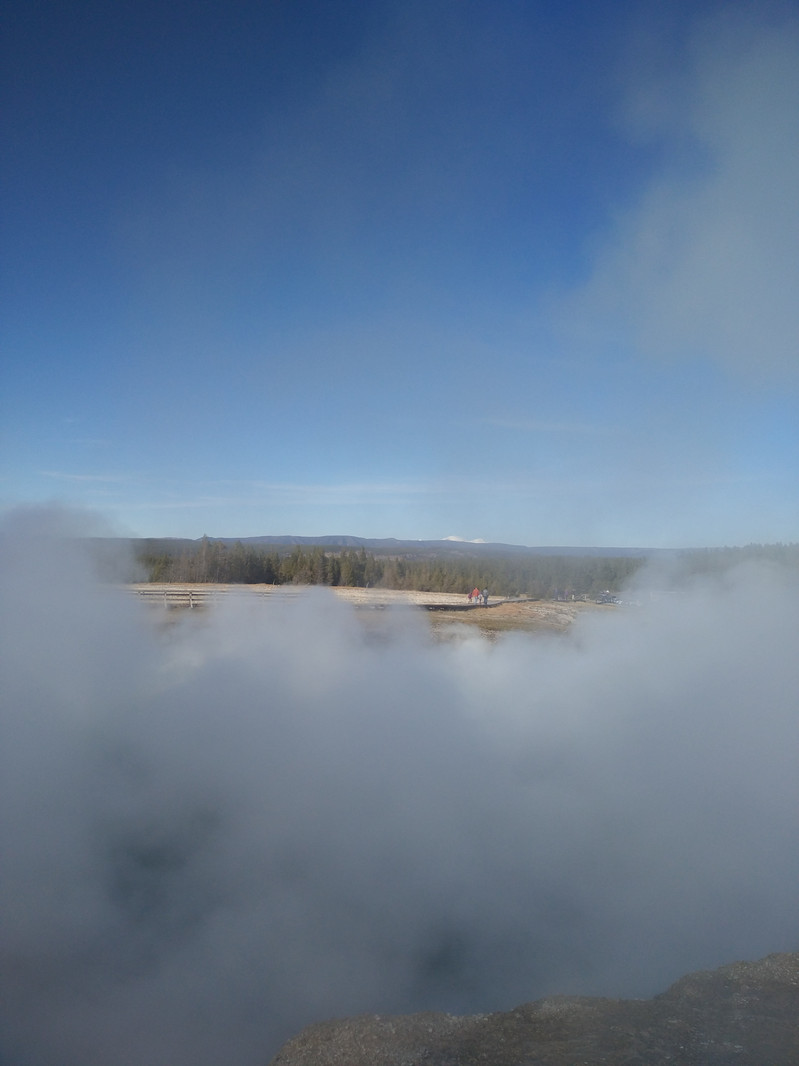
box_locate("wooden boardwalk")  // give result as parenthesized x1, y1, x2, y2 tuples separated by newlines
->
(127, 584, 511, 611)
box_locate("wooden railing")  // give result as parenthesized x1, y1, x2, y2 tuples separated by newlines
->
(128, 584, 231, 608)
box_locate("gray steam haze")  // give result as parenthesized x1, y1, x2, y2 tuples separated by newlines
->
(2, 508, 798, 1066)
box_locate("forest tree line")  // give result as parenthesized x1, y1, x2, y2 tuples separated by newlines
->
(137, 537, 645, 598)
(135, 538, 799, 599)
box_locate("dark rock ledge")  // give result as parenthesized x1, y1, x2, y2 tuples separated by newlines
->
(269, 952, 798, 1066)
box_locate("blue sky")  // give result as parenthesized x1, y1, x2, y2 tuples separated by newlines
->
(2, 0, 797, 547)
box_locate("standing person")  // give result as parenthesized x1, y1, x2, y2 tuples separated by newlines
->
(482, 588, 489, 606)
(471, 587, 480, 605)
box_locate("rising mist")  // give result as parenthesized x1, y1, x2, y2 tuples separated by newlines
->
(1, 507, 797, 1065)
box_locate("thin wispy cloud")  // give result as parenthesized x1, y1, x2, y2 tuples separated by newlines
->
(40, 471, 130, 484)
(480, 417, 622, 436)
(116, 480, 443, 516)
(248, 479, 443, 502)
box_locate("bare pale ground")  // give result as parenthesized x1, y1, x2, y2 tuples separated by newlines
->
(323, 587, 610, 637)
(129, 585, 612, 637)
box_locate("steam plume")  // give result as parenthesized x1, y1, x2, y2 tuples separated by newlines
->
(1, 507, 797, 1065)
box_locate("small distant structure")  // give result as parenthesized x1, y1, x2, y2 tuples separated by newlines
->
(596, 590, 619, 604)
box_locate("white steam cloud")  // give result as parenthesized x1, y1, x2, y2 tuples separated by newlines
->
(2, 507, 798, 1065)
(566, 8, 799, 380)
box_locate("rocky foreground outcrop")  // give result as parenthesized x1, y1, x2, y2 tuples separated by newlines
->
(269, 952, 798, 1066)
